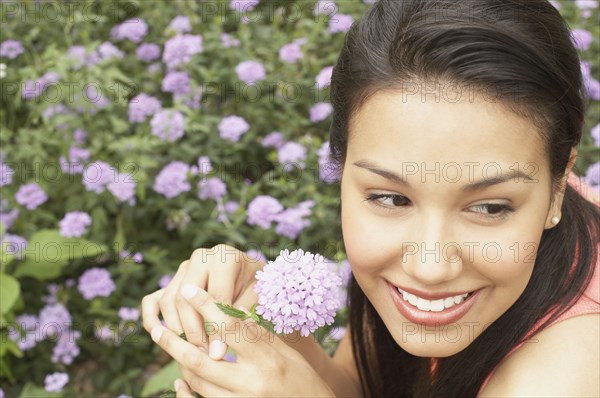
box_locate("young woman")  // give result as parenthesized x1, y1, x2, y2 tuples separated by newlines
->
(142, 0, 600, 396)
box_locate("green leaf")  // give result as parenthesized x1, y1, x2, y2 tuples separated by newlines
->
(0, 338, 22, 358)
(18, 382, 62, 397)
(0, 273, 20, 315)
(214, 303, 250, 320)
(140, 360, 180, 397)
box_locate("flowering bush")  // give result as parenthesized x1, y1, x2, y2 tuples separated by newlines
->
(0, 0, 598, 397)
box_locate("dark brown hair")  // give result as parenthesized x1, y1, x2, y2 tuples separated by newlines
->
(329, 0, 600, 396)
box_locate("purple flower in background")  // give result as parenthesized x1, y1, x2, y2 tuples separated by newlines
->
(163, 34, 203, 70)
(44, 372, 69, 393)
(278, 141, 307, 169)
(261, 131, 285, 149)
(274, 200, 315, 239)
(39, 303, 72, 338)
(338, 259, 352, 285)
(108, 173, 137, 205)
(221, 33, 241, 48)
(246, 195, 283, 229)
(0, 208, 18, 230)
(150, 110, 185, 142)
(254, 249, 343, 336)
(59, 211, 92, 238)
(313, 0, 338, 16)
(576, 0, 598, 9)
(0, 388, 4, 398)
(198, 177, 227, 201)
(571, 29, 593, 50)
(153, 161, 191, 199)
(60, 145, 91, 174)
(132, 252, 143, 263)
(246, 249, 267, 264)
(136, 43, 161, 62)
(128, 93, 162, 122)
(168, 16, 192, 33)
(51, 330, 81, 365)
(279, 41, 304, 64)
(67, 46, 88, 69)
(318, 142, 341, 183)
(42, 104, 70, 120)
(97, 42, 124, 60)
(83, 160, 115, 193)
(111, 18, 148, 43)
(328, 13, 354, 33)
(309, 102, 333, 122)
(591, 123, 600, 147)
(175, 86, 203, 109)
(224, 201, 239, 213)
(15, 183, 47, 210)
(549, 0, 561, 9)
(584, 161, 600, 187)
(230, 0, 260, 11)
(158, 274, 173, 289)
(10, 314, 39, 351)
(0, 39, 24, 59)
(197, 156, 213, 174)
(78, 268, 116, 300)
(0, 161, 13, 186)
(0, 234, 27, 259)
(218, 115, 250, 142)
(236, 60, 266, 84)
(74, 128, 87, 143)
(315, 66, 333, 89)
(118, 307, 140, 321)
(21, 72, 58, 99)
(581, 62, 600, 101)
(162, 71, 190, 95)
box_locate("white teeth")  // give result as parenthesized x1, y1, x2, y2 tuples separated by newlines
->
(397, 287, 470, 312)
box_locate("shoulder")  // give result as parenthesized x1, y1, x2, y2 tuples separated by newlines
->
(479, 313, 600, 397)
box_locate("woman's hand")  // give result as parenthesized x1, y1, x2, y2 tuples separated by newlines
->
(141, 244, 264, 353)
(150, 284, 336, 397)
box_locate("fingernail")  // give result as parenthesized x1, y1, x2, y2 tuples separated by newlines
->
(181, 284, 199, 300)
(209, 339, 226, 359)
(174, 379, 182, 392)
(151, 325, 163, 343)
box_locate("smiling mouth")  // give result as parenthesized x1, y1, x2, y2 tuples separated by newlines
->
(395, 287, 476, 312)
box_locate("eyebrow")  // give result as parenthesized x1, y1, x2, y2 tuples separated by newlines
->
(352, 160, 535, 192)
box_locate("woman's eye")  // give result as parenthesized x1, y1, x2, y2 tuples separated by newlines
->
(364, 193, 410, 209)
(468, 203, 515, 219)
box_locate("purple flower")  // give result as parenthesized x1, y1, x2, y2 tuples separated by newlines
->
(576, 0, 598, 10)
(0, 40, 24, 59)
(584, 161, 600, 187)
(218, 115, 250, 142)
(74, 128, 87, 143)
(274, 200, 315, 239)
(44, 372, 69, 393)
(198, 177, 227, 201)
(279, 41, 304, 64)
(581, 62, 600, 101)
(314, 0, 338, 16)
(59, 211, 92, 238)
(254, 249, 343, 336)
(224, 201, 239, 213)
(158, 274, 173, 289)
(230, 0, 260, 11)
(78, 268, 116, 300)
(83, 160, 116, 193)
(150, 110, 185, 142)
(0, 208, 18, 230)
(309, 102, 333, 122)
(246, 195, 283, 229)
(246, 249, 267, 264)
(261, 131, 285, 149)
(235, 60, 266, 84)
(0, 161, 13, 186)
(97, 42, 124, 60)
(175, 86, 203, 109)
(136, 43, 161, 62)
(111, 18, 148, 43)
(163, 34, 203, 70)
(128, 93, 162, 122)
(108, 173, 137, 205)
(153, 161, 191, 199)
(571, 29, 593, 50)
(318, 142, 341, 183)
(168, 16, 192, 33)
(51, 330, 81, 365)
(15, 183, 47, 210)
(21, 72, 58, 99)
(118, 307, 140, 321)
(591, 123, 600, 147)
(132, 252, 143, 263)
(315, 66, 333, 89)
(0, 234, 27, 259)
(278, 141, 307, 169)
(328, 13, 354, 33)
(162, 71, 190, 95)
(39, 303, 72, 338)
(60, 145, 90, 174)
(549, 0, 561, 9)
(221, 33, 241, 48)
(197, 156, 213, 174)
(9, 314, 39, 351)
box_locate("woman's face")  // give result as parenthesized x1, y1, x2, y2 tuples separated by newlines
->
(341, 88, 565, 357)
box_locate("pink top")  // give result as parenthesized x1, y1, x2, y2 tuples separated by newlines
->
(477, 172, 600, 395)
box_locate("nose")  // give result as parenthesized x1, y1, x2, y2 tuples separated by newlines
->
(400, 212, 463, 285)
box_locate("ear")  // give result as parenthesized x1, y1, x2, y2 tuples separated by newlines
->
(544, 147, 578, 229)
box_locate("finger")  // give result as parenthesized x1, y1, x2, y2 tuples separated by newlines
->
(174, 378, 195, 398)
(159, 260, 192, 333)
(177, 365, 234, 397)
(150, 324, 238, 390)
(141, 289, 165, 334)
(177, 295, 208, 349)
(232, 282, 259, 311)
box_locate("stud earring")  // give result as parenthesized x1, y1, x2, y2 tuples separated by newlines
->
(551, 216, 560, 225)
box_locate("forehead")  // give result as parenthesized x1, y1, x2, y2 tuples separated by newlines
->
(347, 89, 548, 172)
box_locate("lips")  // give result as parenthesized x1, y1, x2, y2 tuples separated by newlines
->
(388, 282, 481, 326)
